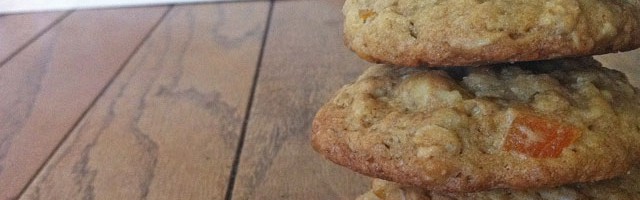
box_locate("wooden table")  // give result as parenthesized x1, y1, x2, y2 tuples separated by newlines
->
(0, 1, 638, 199)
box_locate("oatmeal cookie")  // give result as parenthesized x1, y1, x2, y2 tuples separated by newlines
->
(358, 170, 640, 200)
(311, 57, 640, 192)
(344, 0, 640, 66)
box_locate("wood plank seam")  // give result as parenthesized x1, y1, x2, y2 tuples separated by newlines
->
(228, 1, 374, 198)
(223, 0, 274, 199)
(0, 11, 72, 69)
(14, 6, 174, 200)
(0, 0, 272, 14)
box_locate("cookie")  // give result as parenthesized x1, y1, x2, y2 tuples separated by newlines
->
(344, 0, 640, 66)
(311, 57, 640, 192)
(358, 168, 640, 200)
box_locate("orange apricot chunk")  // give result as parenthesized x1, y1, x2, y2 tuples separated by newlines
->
(503, 112, 581, 158)
(359, 9, 377, 22)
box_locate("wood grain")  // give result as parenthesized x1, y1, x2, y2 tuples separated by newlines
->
(595, 49, 640, 87)
(0, 0, 252, 14)
(0, 7, 167, 200)
(20, 2, 268, 200)
(0, 12, 67, 64)
(231, 0, 372, 199)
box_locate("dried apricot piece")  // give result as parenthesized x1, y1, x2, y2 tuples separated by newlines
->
(359, 9, 377, 22)
(503, 112, 580, 158)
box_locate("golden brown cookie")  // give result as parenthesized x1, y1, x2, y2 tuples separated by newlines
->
(344, 0, 640, 66)
(312, 57, 640, 192)
(358, 169, 640, 200)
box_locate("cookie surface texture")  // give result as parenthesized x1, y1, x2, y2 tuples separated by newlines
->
(357, 169, 640, 200)
(311, 57, 640, 192)
(344, 0, 640, 66)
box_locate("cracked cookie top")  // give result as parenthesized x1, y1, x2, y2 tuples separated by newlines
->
(344, 0, 640, 66)
(311, 57, 640, 192)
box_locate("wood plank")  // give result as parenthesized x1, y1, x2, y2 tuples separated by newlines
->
(0, 12, 66, 64)
(231, 0, 372, 199)
(20, 2, 269, 199)
(0, 0, 255, 14)
(595, 49, 640, 87)
(0, 7, 168, 200)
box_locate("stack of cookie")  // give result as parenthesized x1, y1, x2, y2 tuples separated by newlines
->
(311, 0, 640, 199)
